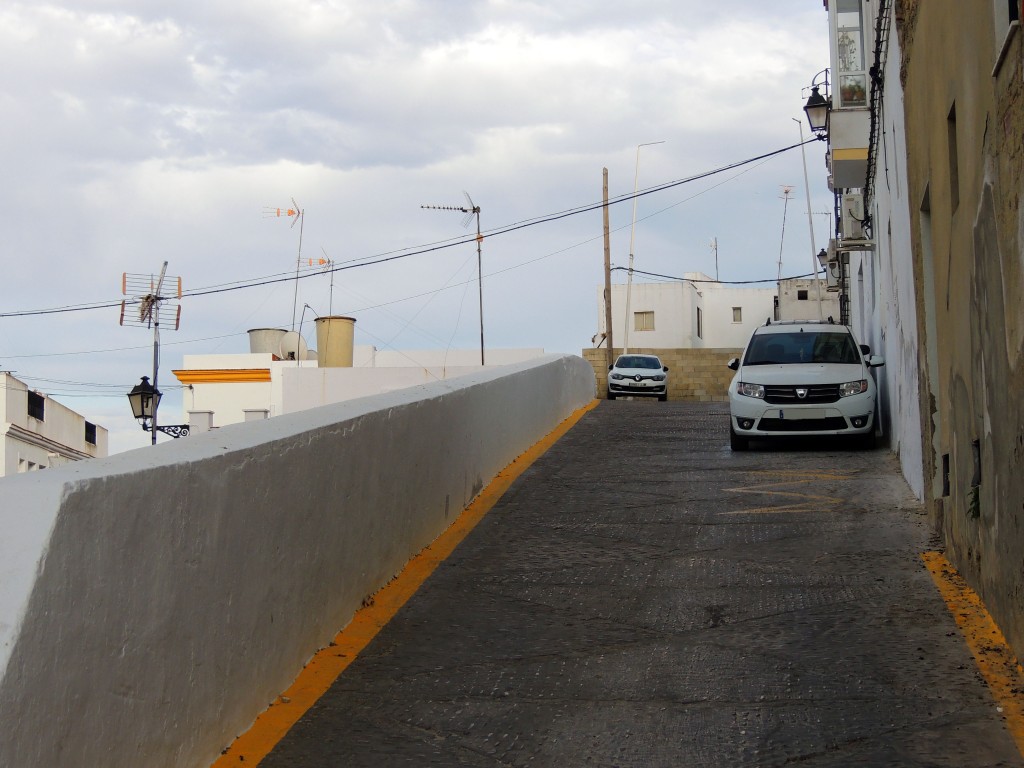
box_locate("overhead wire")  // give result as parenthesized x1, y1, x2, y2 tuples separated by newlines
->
(0, 139, 815, 319)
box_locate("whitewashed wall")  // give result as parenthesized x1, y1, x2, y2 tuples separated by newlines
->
(0, 354, 595, 768)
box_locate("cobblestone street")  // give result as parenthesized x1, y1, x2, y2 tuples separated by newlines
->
(259, 401, 1022, 767)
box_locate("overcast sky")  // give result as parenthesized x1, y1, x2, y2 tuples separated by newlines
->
(0, 1, 832, 453)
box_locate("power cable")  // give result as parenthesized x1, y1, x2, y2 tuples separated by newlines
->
(0, 139, 814, 319)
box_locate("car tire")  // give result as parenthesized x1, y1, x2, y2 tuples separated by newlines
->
(607, 391, 616, 401)
(658, 393, 667, 402)
(729, 424, 749, 451)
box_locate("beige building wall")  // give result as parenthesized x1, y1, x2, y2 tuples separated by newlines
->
(897, 0, 1024, 651)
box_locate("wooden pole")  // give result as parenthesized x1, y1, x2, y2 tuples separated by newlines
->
(602, 168, 614, 373)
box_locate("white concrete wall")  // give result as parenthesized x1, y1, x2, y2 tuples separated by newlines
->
(849, 4, 924, 499)
(0, 354, 595, 768)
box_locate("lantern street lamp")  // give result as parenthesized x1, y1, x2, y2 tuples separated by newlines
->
(803, 69, 831, 138)
(127, 376, 189, 440)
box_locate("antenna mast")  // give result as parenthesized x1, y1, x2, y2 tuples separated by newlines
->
(421, 192, 485, 365)
(263, 200, 305, 330)
(777, 185, 794, 283)
(120, 262, 184, 443)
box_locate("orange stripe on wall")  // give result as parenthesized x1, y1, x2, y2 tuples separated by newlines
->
(172, 369, 271, 384)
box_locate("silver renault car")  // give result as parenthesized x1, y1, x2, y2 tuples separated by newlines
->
(727, 320, 884, 450)
(607, 354, 669, 401)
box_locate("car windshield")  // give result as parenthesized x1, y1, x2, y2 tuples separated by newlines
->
(744, 331, 860, 365)
(615, 356, 662, 370)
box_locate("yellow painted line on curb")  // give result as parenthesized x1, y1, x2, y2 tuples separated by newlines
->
(922, 551, 1024, 757)
(211, 399, 600, 767)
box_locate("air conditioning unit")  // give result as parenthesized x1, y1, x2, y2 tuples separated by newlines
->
(841, 193, 865, 240)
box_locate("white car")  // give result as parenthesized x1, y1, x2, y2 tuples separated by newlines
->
(727, 320, 885, 450)
(607, 354, 669, 401)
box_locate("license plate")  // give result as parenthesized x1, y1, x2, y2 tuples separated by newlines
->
(769, 408, 826, 420)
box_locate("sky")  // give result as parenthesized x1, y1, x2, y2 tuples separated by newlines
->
(0, 1, 833, 453)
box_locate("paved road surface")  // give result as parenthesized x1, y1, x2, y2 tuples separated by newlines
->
(260, 401, 1022, 767)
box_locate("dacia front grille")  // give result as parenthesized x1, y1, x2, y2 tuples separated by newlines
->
(763, 385, 841, 405)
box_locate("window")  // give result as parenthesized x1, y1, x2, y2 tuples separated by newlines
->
(27, 391, 45, 421)
(798, 290, 809, 300)
(696, 307, 703, 339)
(993, 0, 1019, 74)
(633, 311, 655, 331)
(85, 422, 97, 446)
(732, 307, 742, 323)
(836, 0, 868, 107)
(947, 103, 959, 212)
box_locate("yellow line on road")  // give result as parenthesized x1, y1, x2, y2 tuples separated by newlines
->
(922, 551, 1024, 758)
(211, 399, 600, 767)
(723, 469, 855, 514)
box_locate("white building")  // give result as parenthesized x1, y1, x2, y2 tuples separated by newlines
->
(597, 274, 777, 350)
(777, 278, 841, 322)
(172, 344, 546, 430)
(1, 372, 108, 475)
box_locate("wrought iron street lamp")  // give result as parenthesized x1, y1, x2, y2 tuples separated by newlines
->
(803, 70, 831, 137)
(127, 376, 189, 439)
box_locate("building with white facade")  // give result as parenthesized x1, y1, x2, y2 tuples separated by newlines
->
(0, 372, 108, 475)
(598, 275, 837, 353)
(776, 278, 841, 323)
(172, 342, 545, 431)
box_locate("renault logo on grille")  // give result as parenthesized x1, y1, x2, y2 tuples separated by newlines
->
(634, 374, 643, 382)
(796, 387, 809, 399)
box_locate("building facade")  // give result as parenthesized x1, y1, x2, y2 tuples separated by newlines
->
(897, 0, 1024, 651)
(596, 274, 778, 352)
(816, 0, 1024, 652)
(0, 372, 108, 476)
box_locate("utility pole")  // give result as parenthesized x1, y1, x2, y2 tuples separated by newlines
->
(710, 237, 719, 281)
(602, 168, 614, 372)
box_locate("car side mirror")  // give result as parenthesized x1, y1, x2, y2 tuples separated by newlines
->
(859, 344, 871, 355)
(727, 358, 739, 371)
(608, 364, 614, 371)
(662, 366, 669, 372)
(867, 354, 886, 368)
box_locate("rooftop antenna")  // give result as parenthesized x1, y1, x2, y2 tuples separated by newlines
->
(120, 261, 185, 443)
(777, 185, 795, 283)
(317, 248, 335, 315)
(421, 192, 484, 365)
(263, 199, 305, 330)
(710, 237, 719, 281)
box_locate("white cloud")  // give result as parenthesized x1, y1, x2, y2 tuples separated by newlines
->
(0, 0, 835, 451)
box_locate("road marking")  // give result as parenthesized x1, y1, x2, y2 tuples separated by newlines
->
(723, 469, 856, 514)
(922, 551, 1024, 757)
(211, 399, 600, 767)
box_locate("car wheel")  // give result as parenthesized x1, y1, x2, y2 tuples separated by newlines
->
(729, 424, 749, 451)
(658, 393, 667, 402)
(607, 391, 616, 401)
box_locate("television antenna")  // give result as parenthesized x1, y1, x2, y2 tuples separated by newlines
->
(264, 198, 305, 331)
(421, 191, 484, 365)
(120, 261, 187, 442)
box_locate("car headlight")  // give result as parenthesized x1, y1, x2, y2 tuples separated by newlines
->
(652, 375, 666, 381)
(839, 379, 869, 397)
(737, 382, 765, 399)
(610, 373, 624, 380)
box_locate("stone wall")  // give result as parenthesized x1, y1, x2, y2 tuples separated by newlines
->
(582, 347, 742, 402)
